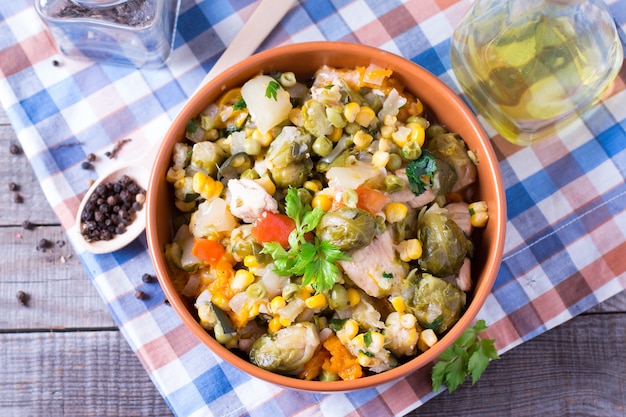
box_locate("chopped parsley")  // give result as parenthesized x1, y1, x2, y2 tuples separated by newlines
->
(405, 151, 437, 196)
(265, 80, 281, 101)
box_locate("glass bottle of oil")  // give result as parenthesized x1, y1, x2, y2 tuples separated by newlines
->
(450, 0, 623, 146)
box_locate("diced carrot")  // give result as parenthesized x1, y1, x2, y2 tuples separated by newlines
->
(251, 211, 296, 248)
(356, 185, 389, 215)
(299, 346, 331, 381)
(322, 334, 363, 380)
(192, 238, 225, 264)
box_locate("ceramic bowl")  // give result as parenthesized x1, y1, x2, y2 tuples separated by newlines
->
(146, 41, 506, 392)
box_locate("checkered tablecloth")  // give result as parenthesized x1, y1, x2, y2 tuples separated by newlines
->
(2, 1, 625, 416)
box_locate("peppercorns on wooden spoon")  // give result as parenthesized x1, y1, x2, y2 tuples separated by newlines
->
(74, 0, 297, 253)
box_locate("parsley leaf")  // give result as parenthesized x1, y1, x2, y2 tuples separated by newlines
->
(431, 320, 499, 393)
(233, 97, 247, 110)
(405, 151, 437, 196)
(265, 80, 281, 101)
(262, 187, 351, 293)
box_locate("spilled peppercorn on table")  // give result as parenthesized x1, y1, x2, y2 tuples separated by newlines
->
(2, 0, 626, 416)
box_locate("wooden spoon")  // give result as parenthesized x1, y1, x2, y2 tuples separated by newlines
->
(75, 0, 298, 254)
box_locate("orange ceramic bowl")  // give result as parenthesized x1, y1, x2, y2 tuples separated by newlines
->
(147, 42, 506, 392)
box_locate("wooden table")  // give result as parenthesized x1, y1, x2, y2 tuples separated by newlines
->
(1, 104, 625, 417)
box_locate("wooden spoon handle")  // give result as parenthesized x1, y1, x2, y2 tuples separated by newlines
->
(197, 0, 298, 90)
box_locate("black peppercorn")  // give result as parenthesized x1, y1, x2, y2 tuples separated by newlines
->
(81, 161, 94, 170)
(9, 143, 22, 155)
(86, 153, 96, 162)
(13, 193, 24, 203)
(22, 220, 34, 230)
(8, 182, 19, 191)
(134, 290, 146, 300)
(16, 290, 29, 306)
(142, 273, 156, 283)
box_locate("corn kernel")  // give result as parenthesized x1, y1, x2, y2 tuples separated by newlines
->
(254, 174, 276, 196)
(380, 125, 394, 140)
(469, 201, 488, 213)
(231, 269, 255, 292)
(400, 313, 417, 329)
(339, 319, 359, 340)
(368, 331, 385, 353)
(279, 317, 293, 327)
(166, 167, 185, 183)
(312, 194, 332, 212)
(270, 296, 287, 313)
(384, 202, 408, 223)
(353, 130, 373, 150)
(343, 102, 360, 123)
(268, 316, 283, 333)
(305, 293, 328, 309)
(347, 288, 360, 306)
(383, 114, 397, 127)
(192, 172, 224, 200)
(288, 107, 303, 126)
(397, 239, 423, 262)
(243, 255, 260, 269)
(304, 180, 323, 193)
(406, 122, 426, 147)
(329, 126, 343, 142)
(471, 212, 489, 228)
(418, 328, 438, 351)
(372, 151, 390, 168)
(174, 200, 196, 212)
(211, 293, 230, 312)
(252, 128, 274, 147)
(390, 296, 406, 313)
(391, 125, 411, 147)
(355, 106, 376, 127)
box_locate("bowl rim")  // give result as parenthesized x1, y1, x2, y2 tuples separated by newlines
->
(147, 41, 507, 393)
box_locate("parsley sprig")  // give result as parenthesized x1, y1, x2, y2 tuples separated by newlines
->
(431, 319, 500, 393)
(262, 188, 351, 293)
(265, 80, 281, 101)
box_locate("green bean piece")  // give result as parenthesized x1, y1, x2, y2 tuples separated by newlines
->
(279, 71, 297, 88)
(282, 283, 301, 301)
(312, 136, 333, 157)
(246, 282, 268, 299)
(383, 174, 405, 193)
(328, 284, 348, 310)
(402, 140, 422, 160)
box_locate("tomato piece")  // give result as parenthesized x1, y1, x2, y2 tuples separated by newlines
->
(192, 238, 225, 264)
(252, 211, 296, 248)
(356, 186, 389, 215)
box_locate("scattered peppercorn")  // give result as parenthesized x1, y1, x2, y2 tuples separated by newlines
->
(134, 290, 146, 300)
(56, 240, 66, 248)
(9, 182, 19, 191)
(13, 193, 24, 203)
(163, 299, 171, 306)
(22, 220, 34, 230)
(79, 175, 146, 242)
(81, 161, 94, 170)
(16, 290, 29, 306)
(142, 273, 156, 283)
(37, 238, 53, 252)
(86, 153, 97, 162)
(52, 59, 61, 67)
(9, 143, 22, 155)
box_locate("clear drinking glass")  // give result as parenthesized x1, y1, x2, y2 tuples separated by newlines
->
(35, 0, 181, 68)
(450, 0, 623, 146)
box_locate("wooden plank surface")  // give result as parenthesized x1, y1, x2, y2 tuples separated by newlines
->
(1, 105, 625, 416)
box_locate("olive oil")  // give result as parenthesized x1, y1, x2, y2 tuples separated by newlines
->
(451, 0, 623, 146)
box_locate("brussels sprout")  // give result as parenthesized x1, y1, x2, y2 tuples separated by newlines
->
(424, 133, 477, 192)
(271, 160, 313, 188)
(249, 322, 320, 374)
(406, 274, 466, 334)
(417, 205, 472, 277)
(316, 207, 376, 251)
(265, 126, 312, 170)
(190, 141, 226, 177)
(302, 99, 334, 137)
